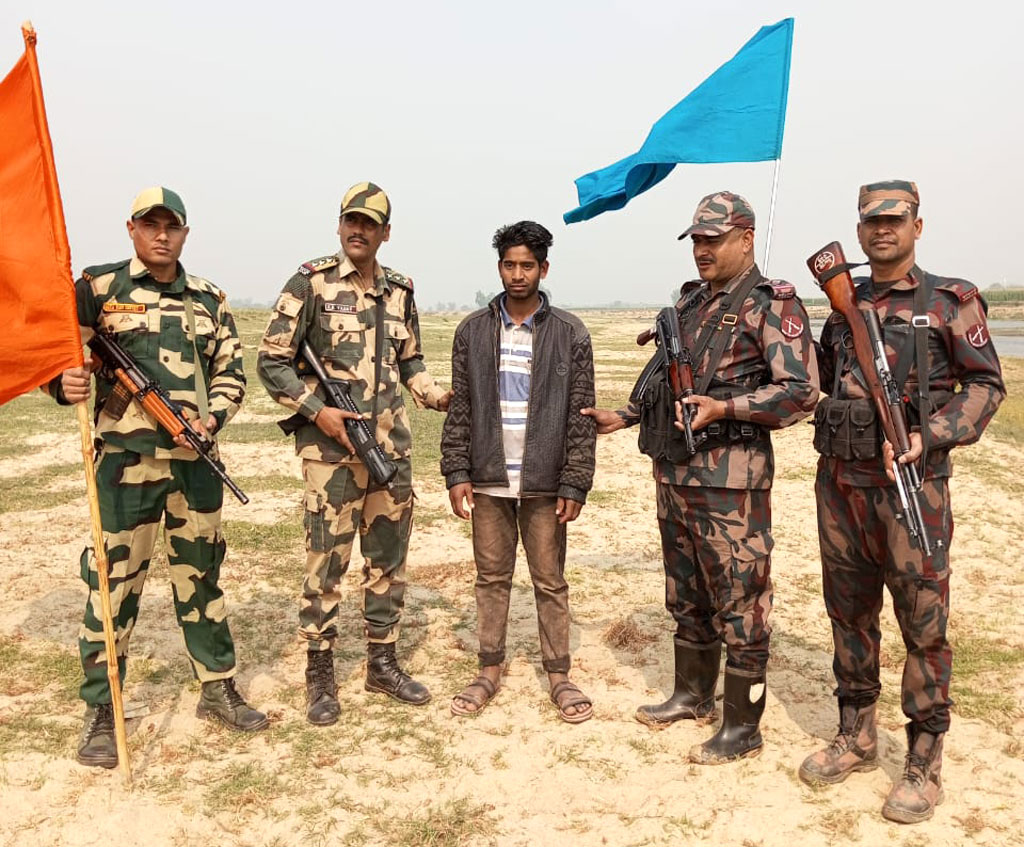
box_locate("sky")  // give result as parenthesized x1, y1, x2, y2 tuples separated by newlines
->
(2, 0, 1022, 308)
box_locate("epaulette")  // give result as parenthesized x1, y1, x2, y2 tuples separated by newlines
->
(757, 278, 796, 300)
(81, 258, 131, 282)
(934, 277, 979, 304)
(298, 255, 340, 277)
(384, 267, 413, 290)
(681, 279, 703, 293)
(186, 274, 227, 303)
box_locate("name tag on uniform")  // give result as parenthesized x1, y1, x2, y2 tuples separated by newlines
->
(324, 303, 357, 315)
(103, 301, 147, 314)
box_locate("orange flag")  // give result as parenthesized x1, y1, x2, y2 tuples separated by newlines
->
(0, 23, 82, 406)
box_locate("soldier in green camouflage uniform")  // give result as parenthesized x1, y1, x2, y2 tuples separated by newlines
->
(584, 192, 818, 763)
(257, 182, 451, 724)
(799, 181, 1005, 824)
(49, 187, 267, 770)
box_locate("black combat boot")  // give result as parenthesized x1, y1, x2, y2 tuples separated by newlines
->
(688, 667, 766, 764)
(636, 638, 720, 727)
(306, 649, 341, 726)
(196, 678, 269, 731)
(77, 703, 118, 769)
(799, 700, 878, 785)
(882, 724, 945, 824)
(365, 643, 430, 705)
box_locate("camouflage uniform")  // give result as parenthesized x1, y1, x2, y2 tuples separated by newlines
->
(815, 188, 1005, 734)
(53, 253, 246, 706)
(622, 261, 818, 671)
(257, 253, 447, 650)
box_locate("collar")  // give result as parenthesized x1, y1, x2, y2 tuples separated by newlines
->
(337, 252, 385, 295)
(129, 257, 187, 293)
(498, 291, 545, 329)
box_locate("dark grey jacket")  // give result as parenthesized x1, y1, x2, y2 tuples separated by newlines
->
(440, 294, 596, 502)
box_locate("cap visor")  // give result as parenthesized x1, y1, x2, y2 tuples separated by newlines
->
(132, 205, 185, 226)
(677, 224, 734, 240)
(341, 209, 386, 225)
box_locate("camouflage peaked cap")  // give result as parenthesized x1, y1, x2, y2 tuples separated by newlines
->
(858, 180, 919, 220)
(678, 191, 755, 239)
(340, 182, 391, 225)
(130, 186, 187, 225)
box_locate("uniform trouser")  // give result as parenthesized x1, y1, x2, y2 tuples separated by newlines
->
(79, 447, 236, 706)
(815, 462, 953, 733)
(656, 483, 773, 674)
(471, 494, 571, 674)
(300, 458, 413, 650)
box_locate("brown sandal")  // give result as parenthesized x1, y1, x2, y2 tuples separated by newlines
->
(450, 675, 499, 717)
(550, 680, 593, 724)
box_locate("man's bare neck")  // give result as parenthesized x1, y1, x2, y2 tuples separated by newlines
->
(870, 254, 915, 285)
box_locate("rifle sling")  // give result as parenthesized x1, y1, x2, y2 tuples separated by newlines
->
(693, 270, 762, 396)
(370, 297, 385, 436)
(183, 294, 211, 425)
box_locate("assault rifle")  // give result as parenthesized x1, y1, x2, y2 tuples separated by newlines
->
(636, 307, 697, 454)
(87, 331, 249, 505)
(279, 341, 398, 487)
(806, 241, 931, 556)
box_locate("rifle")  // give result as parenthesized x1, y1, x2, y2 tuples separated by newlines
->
(87, 331, 249, 505)
(279, 341, 398, 487)
(636, 307, 697, 454)
(806, 241, 931, 556)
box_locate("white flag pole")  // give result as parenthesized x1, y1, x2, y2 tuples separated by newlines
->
(762, 158, 782, 274)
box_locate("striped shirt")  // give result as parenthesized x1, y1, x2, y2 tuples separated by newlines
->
(474, 295, 539, 498)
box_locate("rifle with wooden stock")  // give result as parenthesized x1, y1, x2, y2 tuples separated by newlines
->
(87, 331, 249, 505)
(806, 241, 931, 556)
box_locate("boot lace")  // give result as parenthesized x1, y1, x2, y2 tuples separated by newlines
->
(903, 752, 929, 787)
(219, 678, 247, 710)
(88, 703, 114, 736)
(308, 653, 334, 696)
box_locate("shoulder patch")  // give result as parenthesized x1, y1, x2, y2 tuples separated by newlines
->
(81, 258, 131, 282)
(384, 267, 413, 290)
(298, 255, 340, 277)
(760, 279, 796, 300)
(186, 275, 227, 303)
(934, 277, 979, 304)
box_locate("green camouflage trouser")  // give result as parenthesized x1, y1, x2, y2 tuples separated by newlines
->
(300, 458, 413, 649)
(815, 461, 953, 733)
(657, 483, 774, 673)
(79, 446, 236, 706)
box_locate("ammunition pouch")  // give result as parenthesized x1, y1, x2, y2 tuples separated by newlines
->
(812, 397, 879, 460)
(637, 371, 766, 462)
(100, 381, 133, 422)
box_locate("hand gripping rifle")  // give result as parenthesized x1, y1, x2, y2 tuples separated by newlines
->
(806, 242, 931, 556)
(87, 331, 249, 505)
(279, 341, 398, 487)
(636, 307, 697, 454)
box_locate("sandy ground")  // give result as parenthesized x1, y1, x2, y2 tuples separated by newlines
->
(0, 318, 1021, 846)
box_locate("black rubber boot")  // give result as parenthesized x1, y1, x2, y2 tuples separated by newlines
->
(365, 643, 431, 705)
(77, 703, 118, 769)
(688, 667, 766, 764)
(636, 638, 720, 728)
(306, 649, 341, 726)
(196, 678, 269, 731)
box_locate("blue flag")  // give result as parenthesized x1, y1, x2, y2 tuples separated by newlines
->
(564, 18, 794, 224)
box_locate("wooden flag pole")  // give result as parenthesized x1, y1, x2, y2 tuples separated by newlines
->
(75, 401, 132, 784)
(762, 158, 782, 274)
(21, 20, 131, 784)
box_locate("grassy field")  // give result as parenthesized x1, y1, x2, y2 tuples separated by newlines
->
(0, 310, 1021, 847)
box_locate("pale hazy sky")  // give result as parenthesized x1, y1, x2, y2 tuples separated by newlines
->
(3, 0, 1021, 307)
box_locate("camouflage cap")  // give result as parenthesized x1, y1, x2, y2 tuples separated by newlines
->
(678, 191, 755, 239)
(130, 186, 187, 226)
(858, 180, 919, 220)
(340, 182, 391, 225)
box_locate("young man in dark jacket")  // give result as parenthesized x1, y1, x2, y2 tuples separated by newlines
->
(440, 221, 596, 722)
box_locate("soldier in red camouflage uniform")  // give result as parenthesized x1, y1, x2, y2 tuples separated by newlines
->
(799, 181, 1005, 824)
(584, 192, 818, 764)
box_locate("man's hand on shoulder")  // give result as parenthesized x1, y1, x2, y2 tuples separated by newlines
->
(581, 407, 625, 435)
(60, 364, 93, 404)
(313, 406, 363, 456)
